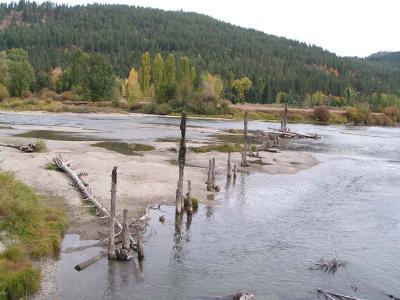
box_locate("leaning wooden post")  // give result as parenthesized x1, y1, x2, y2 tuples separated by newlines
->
(207, 159, 213, 191)
(241, 111, 248, 167)
(187, 180, 193, 215)
(175, 112, 187, 215)
(108, 167, 117, 260)
(122, 209, 129, 250)
(233, 164, 237, 179)
(227, 152, 232, 179)
(136, 237, 144, 261)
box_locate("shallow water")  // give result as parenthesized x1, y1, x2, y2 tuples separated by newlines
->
(2, 112, 399, 299)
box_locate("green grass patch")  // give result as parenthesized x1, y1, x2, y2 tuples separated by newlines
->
(35, 140, 47, 153)
(92, 141, 155, 156)
(0, 172, 67, 299)
(184, 197, 199, 209)
(191, 143, 256, 153)
(44, 162, 57, 171)
(16, 130, 97, 141)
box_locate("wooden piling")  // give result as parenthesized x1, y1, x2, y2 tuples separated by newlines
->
(187, 180, 193, 215)
(233, 164, 237, 179)
(207, 159, 213, 191)
(175, 112, 187, 215)
(136, 237, 144, 261)
(122, 209, 129, 250)
(227, 152, 232, 179)
(108, 167, 117, 260)
(211, 157, 216, 188)
(241, 111, 248, 167)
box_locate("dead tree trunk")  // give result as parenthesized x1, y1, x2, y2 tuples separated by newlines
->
(281, 104, 288, 132)
(241, 111, 249, 167)
(122, 209, 129, 250)
(233, 164, 237, 179)
(227, 152, 232, 179)
(207, 159, 213, 191)
(211, 157, 216, 187)
(136, 237, 144, 261)
(108, 167, 117, 260)
(187, 180, 193, 215)
(175, 112, 187, 215)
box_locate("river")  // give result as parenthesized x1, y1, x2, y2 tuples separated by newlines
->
(1, 112, 399, 300)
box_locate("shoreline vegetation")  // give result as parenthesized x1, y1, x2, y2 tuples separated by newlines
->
(0, 96, 398, 127)
(0, 172, 67, 299)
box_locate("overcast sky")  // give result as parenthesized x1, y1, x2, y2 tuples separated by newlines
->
(32, 0, 399, 57)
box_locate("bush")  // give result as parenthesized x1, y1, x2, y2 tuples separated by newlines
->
(346, 107, 362, 124)
(35, 140, 47, 153)
(61, 91, 82, 101)
(153, 103, 172, 115)
(313, 106, 330, 123)
(383, 106, 400, 122)
(0, 83, 9, 101)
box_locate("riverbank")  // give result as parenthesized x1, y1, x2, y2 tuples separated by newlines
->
(0, 114, 320, 298)
(1, 97, 398, 127)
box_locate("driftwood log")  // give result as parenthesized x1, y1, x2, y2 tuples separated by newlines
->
(75, 251, 107, 271)
(317, 289, 367, 300)
(53, 156, 134, 245)
(0, 142, 39, 152)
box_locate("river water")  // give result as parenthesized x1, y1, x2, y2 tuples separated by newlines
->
(1, 112, 399, 300)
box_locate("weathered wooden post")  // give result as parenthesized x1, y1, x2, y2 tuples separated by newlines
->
(233, 164, 237, 179)
(108, 167, 117, 260)
(241, 111, 248, 167)
(187, 179, 193, 215)
(207, 159, 213, 191)
(136, 237, 144, 261)
(281, 103, 288, 132)
(175, 112, 187, 215)
(227, 152, 232, 179)
(211, 157, 216, 188)
(122, 209, 129, 250)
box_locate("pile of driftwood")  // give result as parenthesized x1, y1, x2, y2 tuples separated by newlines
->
(52, 156, 158, 270)
(0, 142, 41, 152)
(310, 257, 346, 273)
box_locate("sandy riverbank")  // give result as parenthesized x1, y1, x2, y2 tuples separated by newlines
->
(0, 126, 318, 299)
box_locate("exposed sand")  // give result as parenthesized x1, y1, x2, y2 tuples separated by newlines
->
(0, 124, 318, 299)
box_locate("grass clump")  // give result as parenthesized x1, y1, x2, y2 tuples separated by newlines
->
(35, 140, 47, 153)
(92, 141, 155, 156)
(191, 143, 257, 153)
(184, 197, 199, 209)
(44, 162, 57, 171)
(0, 172, 67, 299)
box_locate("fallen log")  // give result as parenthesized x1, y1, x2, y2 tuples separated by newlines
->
(53, 156, 134, 245)
(317, 289, 367, 300)
(75, 251, 107, 271)
(0, 142, 38, 152)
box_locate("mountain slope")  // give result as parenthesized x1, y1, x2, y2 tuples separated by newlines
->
(0, 1, 399, 102)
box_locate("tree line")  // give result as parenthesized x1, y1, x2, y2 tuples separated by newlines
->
(0, 0, 400, 105)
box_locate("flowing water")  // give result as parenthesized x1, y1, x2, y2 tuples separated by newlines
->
(1, 112, 399, 300)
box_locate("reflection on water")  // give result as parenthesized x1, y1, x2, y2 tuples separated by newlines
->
(2, 113, 399, 299)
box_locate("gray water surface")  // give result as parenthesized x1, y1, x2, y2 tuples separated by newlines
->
(2, 112, 399, 300)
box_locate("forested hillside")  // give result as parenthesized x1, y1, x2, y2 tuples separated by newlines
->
(0, 0, 399, 105)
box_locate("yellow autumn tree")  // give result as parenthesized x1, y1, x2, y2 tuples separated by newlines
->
(201, 72, 223, 101)
(126, 67, 142, 102)
(232, 77, 252, 102)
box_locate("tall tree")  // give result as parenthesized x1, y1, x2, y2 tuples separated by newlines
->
(232, 77, 252, 102)
(6, 48, 35, 97)
(126, 67, 142, 101)
(139, 51, 151, 96)
(165, 53, 176, 85)
(153, 53, 164, 88)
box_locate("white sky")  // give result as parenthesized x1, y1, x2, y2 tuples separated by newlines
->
(31, 0, 400, 57)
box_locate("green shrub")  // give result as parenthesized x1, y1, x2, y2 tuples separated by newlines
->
(153, 103, 172, 115)
(35, 140, 47, 153)
(0, 83, 9, 101)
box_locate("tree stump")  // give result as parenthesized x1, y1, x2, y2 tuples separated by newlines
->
(108, 167, 117, 260)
